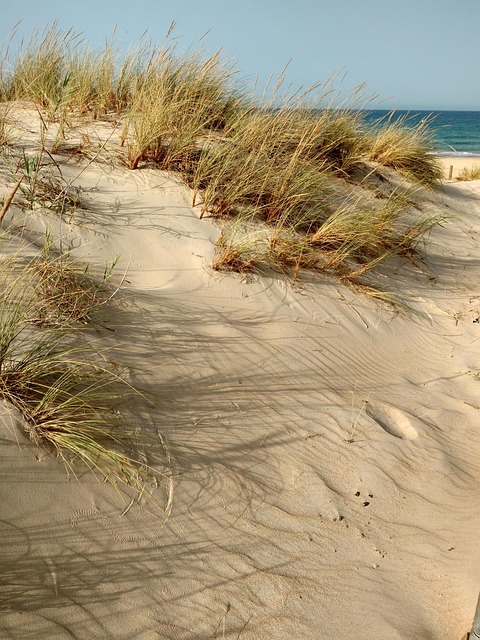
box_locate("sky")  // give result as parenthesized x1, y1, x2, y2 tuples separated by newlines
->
(0, 0, 479, 110)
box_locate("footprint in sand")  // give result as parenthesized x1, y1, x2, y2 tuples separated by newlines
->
(365, 401, 419, 440)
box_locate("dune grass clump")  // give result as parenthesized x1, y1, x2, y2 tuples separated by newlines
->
(65, 44, 133, 118)
(457, 165, 480, 181)
(4, 147, 83, 216)
(122, 47, 240, 171)
(307, 193, 439, 277)
(296, 107, 372, 174)
(31, 239, 119, 326)
(191, 89, 440, 283)
(191, 96, 342, 224)
(3, 26, 75, 110)
(192, 96, 371, 214)
(211, 189, 441, 287)
(193, 132, 333, 224)
(193, 101, 441, 284)
(0, 255, 149, 493)
(212, 223, 268, 272)
(0, 328, 141, 486)
(2, 25, 136, 120)
(369, 112, 443, 187)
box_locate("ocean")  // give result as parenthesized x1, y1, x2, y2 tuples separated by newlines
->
(363, 110, 480, 157)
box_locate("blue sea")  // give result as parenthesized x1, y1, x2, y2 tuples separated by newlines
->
(363, 110, 480, 157)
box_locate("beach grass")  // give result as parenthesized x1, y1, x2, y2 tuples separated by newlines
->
(211, 190, 441, 283)
(0, 25, 445, 284)
(0, 26, 442, 174)
(369, 112, 443, 187)
(0, 247, 151, 494)
(31, 236, 119, 326)
(457, 165, 480, 181)
(122, 47, 239, 170)
(3, 25, 74, 109)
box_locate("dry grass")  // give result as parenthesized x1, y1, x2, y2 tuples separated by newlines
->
(212, 223, 268, 272)
(191, 100, 337, 223)
(122, 47, 239, 170)
(4, 25, 76, 109)
(369, 112, 443, 187)
(18, 157, 83, 213)
(211, 189, 442, 287)
(66, 43, 134, 118)
(0, 252, 152, 494)
(457, 165, 480, 181)
(30, 238, 119, 326)
(0, 25, 442, 184)
(0, 25, 444, 287)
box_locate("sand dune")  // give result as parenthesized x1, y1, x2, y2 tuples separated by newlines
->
(1, 109, 480, 640)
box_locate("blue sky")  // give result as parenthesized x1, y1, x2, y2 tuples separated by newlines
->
(1, 0, 479, 110)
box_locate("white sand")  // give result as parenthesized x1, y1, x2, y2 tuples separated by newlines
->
(1, 108, 480, 639)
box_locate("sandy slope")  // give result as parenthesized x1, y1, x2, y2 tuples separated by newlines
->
(1, 111, 480, 639)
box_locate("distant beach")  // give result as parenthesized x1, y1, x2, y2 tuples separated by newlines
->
(436, 155, 480, 180)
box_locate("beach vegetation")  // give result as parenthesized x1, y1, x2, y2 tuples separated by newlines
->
(31, 235, 120, 326)
(122, 47, 240, 170)
(211, 190, 441, 285)
(3, 25, 74, 109)
(369, 112, 443, 187)
(212, 224, 268, 272)
(457, 165, 480, 181)
(14, 149, 83, 214)
(0, 24, 444, 287)
(0, 252, 152, 494)
(0, 105, 13, 146)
